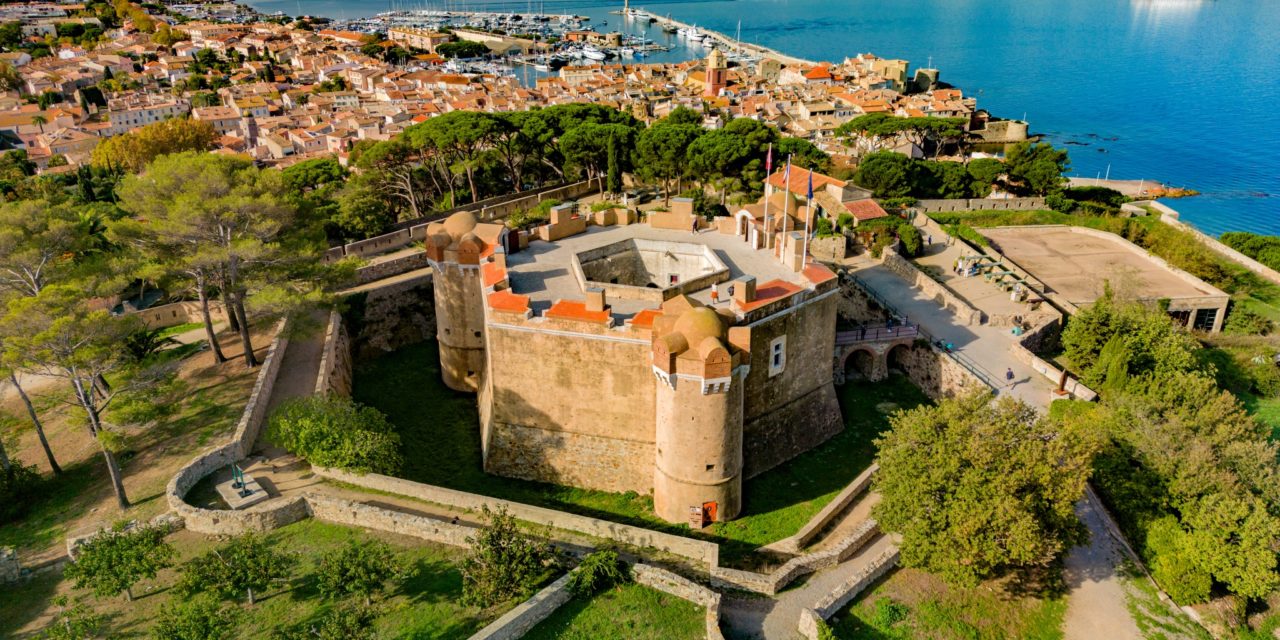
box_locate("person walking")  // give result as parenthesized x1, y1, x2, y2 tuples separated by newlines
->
(1005, 367, 1015, 386)
(711, 282, 720, 304)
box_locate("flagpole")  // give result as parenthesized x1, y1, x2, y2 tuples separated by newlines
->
(763, 143, 772, 248)
(802, 168, 812, 270)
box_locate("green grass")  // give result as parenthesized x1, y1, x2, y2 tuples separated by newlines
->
(1118, 562, 1211, 640)
(830, 568, 1066, 640)
(155, 321, 206, 339)
(352, 340, 929, 564)
(521, 583, 704, 640)
(0, 520, 505, 640)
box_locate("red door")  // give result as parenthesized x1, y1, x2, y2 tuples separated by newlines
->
(702, 501, 718, 524)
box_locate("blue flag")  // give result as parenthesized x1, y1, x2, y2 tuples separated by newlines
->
(807, 170, 813, 200)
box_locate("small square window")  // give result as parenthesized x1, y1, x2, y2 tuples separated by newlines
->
(769, 336, 787, 377)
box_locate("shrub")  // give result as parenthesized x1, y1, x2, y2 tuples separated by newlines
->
(567, 550, 629, 596)
(814, 217, 837, 239)
(267, 396, 402, 474)
(836, 212, 854, 231)
(897, 224, 922, 257)
(1045, 191, 1074, 213)
(0, 462, 43, 524)
(869, 234, 893, 259)
(869, 597, 910, 628)
(1063, 186, 1127, 208)
(506, 199, 559, 230)
(178, 534, 293, 606)
(38, 596, 104, 640)
(878, 196, 917, 210)
(152, 597, 238, 640)
(1144, 516, 1212, 605)
(270, 603, 375, 640)
(1225, 304, 1274, 336)
(942, 223, 989, 248)
(316, 540, 402, 606)
(461, 505, 557, 607)
(64, 523, 174, 602)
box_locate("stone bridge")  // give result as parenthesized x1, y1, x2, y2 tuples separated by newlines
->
(834, 324, 920, 383)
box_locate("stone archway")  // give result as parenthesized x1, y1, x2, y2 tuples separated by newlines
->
(886, 343, 912, 375)
(843, 348, 877, 382)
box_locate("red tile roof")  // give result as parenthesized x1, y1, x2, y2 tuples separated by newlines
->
(843, 199, 890, 222)
(766, 166, 846, 195)
(488, 290, 529, 315)
(804, 65, 832, 80)
(481, 262, 506, 288)
(735, 279, 803, 313)
(545, 300, 610, 325)
(627, 308, 662, 331)
(803, 262, 837, 285)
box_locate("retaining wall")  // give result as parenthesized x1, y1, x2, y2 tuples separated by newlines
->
(305, 493, 474, 548)
(914, 197, 1046, 213)
(127, 300, 228, 329)
(711, 519, 880, 595)
(634, 563, 725, 640)
(796, 547, 901, 640)
(354, 250, 431, 285)
(467, 571, 576, 640)
(880, 247, 984, 326)
(772, 464, 878, 554)
(313, 466, 721, 569)
(1150, 201, 1280, 287)
(1009, 319, 1098, 402)
(314, 310, 353, 397)
(166, 320, 297, 535)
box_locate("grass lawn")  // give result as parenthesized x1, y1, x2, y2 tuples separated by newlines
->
(352, 340, 929, 564)
(829, 568, 1066, 640)
(0, 520, 506, 640)
(521, 583, 704, 640)
(155, 321, 207, 339)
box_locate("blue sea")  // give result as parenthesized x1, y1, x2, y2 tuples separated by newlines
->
(257, 0, 1280, 237)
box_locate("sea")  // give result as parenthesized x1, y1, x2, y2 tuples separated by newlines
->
(247, 0, 1280, 238)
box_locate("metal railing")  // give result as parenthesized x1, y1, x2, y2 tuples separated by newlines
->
(844, 272, 1000, 390)
(835, 323, 919, 345)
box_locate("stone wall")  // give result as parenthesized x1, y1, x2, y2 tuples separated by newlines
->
(890, 341, 988, 400)
(634, 563, 725, 640)
(1151, 202, 1280, 287)
(810, 235, 847, 263)
(344, 271, 436, 358)
(468, 571, 576, 640)
(305, 493, 474, 548)
(314, 310, 353, 397)
(913, 197, 1046, 213)
(838, 277, 890, 325)
(127, 300, 229, 329)
(880, 247, 984, 326)
(772, 464, 877, 554)
(0, 547, 19, 584)
(313, 466, 721, 569)
(483, 319, 656, 494)
(711, 518, 881, 595)
(796, 547, 900, 639)
(354, 250, 431, 285)
(166, 320, 299, 535)
(742, 383, 842, 479)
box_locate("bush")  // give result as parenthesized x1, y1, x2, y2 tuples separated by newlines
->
(1225, 304, 1274, 336)
(869, 597, 910, 628)
(316, 540, 402, 606)
(1144, 516, 1212, 605)
(835, 212, 854, 230)
(878, 196, 917, 210)
(64, 523, 174, 602)
(1063, 186, 1127, 208)
(178, 534, 293, 606)
(567, 550, 629, 596)
(0, 462, 43, 524)
(941, 223, 989, 248)
(270, 603, 375, 640)
(814, 217, 837, 239)
(267, 396, 402, 474)
(461, 505, 557, 607)
(506, 199, 559, 230)
(897, 224, 922, 257)
(869, 234, 893, 259)
(1045, 191, 1074, 213)
(152, 597, 238, 640)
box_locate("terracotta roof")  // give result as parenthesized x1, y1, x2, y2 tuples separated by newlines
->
(766, 166, 846, 195)
(735, 279, 803, 313)
(481, 261, 506, 288)
(487, 290, 529, 315)
(802, 261, 837, 285)
(545, 300, 610, 325)
(627, 308, 662, 331)
(803, 65, 832, 80)
(843, 199, 890, 222)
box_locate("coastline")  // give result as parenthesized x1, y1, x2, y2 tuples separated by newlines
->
(625, 11, 817, 67)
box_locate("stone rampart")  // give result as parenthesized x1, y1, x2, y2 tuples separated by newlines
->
(126, 300, 228, 329)
(305, 493, 474, 548)
(880, 247, 983, 326)
(344, 271, 436, 358)
(314, 310, 353, 397)
(312, 466, 721, 569)
(467, 571, 576, 640)
(354, 250, 431, 285)
(634, 563, 725, 640)
(891, 341, 988, 400)
(913, 197, 1046, 213)
(797, 547, 900, 640)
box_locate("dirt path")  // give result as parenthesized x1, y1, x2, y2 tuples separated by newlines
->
(1062, 493, 1143, 640)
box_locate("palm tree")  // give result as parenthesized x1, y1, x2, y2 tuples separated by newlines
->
(30, 114, 46, 133)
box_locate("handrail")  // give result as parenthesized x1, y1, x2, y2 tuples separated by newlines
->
(845, 272, 1000, 390)
(835, 324, 919, 345)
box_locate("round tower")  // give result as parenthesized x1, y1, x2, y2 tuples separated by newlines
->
(424, 212, 487, 392)
(651, 307, 744, 525)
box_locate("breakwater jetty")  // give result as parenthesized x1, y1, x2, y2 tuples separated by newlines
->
(638, 12, 818, 67)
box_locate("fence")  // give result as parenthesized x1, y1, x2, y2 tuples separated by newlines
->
(835, 324, 918, 345)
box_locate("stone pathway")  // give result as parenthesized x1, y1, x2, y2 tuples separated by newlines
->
(846, 252, 1145, 640)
